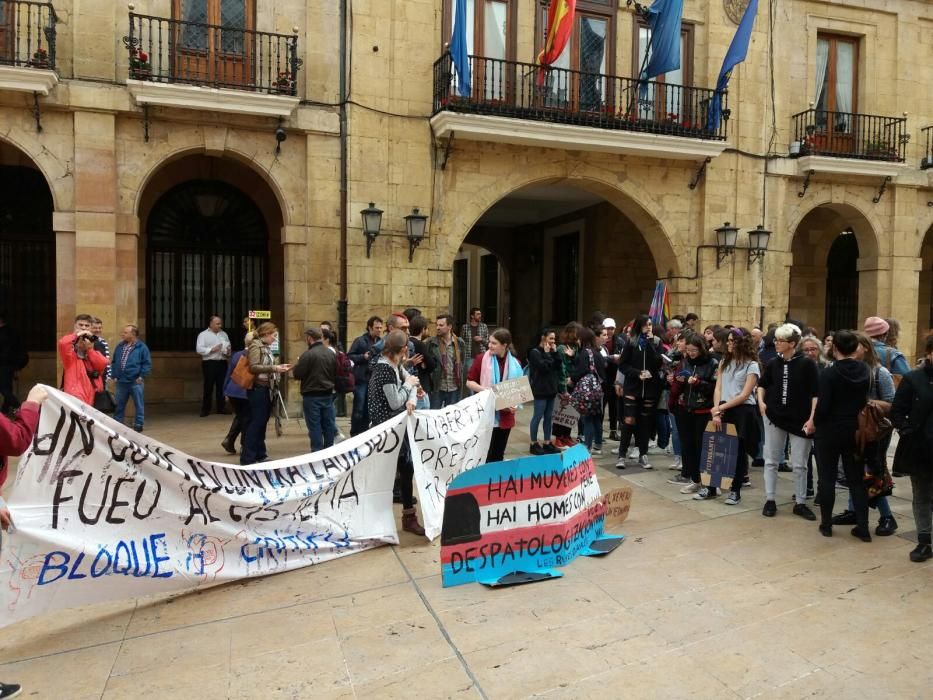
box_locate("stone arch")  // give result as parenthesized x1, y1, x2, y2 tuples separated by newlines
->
(0, 131, 72, 212)
(439, 172, 681, 278)
(787, 202, 882, 332)
(126, 138, 302, 228)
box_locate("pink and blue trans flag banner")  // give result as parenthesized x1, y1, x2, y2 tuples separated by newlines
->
(439, 445, 624, 588)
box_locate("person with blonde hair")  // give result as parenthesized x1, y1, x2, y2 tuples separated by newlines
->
(757, 323, 818, 520)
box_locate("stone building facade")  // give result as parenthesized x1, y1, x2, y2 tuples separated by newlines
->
(1, 0, 933, 406)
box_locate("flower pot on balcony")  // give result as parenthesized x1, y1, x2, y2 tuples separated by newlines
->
(28, 49, 49, 69)
(130, 67, 152, 80)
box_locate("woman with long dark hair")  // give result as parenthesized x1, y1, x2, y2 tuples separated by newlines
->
(615, 314, 664, 470)
(368, 329, 424, 535)
(672, 333, 718, 493)
(552, 322, 582, 448)
(527, 327, 560, 455)
(696, 327, 760, 504)
(466, 328, 523, 463)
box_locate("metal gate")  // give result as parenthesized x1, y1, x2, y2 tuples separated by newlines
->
(146, 180, 269, 351)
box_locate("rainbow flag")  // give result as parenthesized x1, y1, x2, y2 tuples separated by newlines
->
(649, 281, 671, 328)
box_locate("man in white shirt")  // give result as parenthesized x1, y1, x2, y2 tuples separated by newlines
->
(196, 316, 231, 417)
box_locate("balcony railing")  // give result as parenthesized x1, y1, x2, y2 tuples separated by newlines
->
(922, 126, 932, 170)
(124, 12, 300, 96)
(0, 1, 57, 71)
(432, 53, 728, 141)
(791, 109, 908, 162)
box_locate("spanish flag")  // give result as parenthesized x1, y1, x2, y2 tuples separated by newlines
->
(538, 0, 576, 71)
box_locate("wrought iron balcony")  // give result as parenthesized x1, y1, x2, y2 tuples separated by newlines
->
(791, 109, 908, 162)
(432, 53, 728, 141)
(922, 126, 933, 170)
(124, 11, 300, 96)
(0, 1, 57, 71)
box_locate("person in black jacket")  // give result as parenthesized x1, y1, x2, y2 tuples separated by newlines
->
(615, 315, 664, 469)
(891, 334, 933, 562)
(408, 315, 437, 408)
(758, 323, 819, 520)
(570, 326, 606, 453)
(814, 329, 870, 539)
(347, 316, 384, 435)
(671, 333, 718, 490)
(528, 327, 561, 455)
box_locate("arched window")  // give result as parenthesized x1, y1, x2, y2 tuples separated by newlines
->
(0, 165, 55, 351)
(146, 180, 268, 351)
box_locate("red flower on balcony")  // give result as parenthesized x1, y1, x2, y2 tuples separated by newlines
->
(28, 47, 49, 69)
(129, 46, 152, 80)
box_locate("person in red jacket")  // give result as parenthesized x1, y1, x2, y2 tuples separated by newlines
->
(58, 314, 109, 405)
(0, 383, 46, 700)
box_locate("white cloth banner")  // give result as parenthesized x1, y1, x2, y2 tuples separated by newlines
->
(0, 388, 494, 628)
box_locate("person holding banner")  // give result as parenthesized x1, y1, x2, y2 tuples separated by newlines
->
(466, 328, 522, 464)
(672, 333, 718, 494)
(527, 327, 561, 455)
(368, 329, 424, 535)
(552, 323, 582, 448)
(0, 383, 47, 700)
(699, 328, 761, 505)
(241, 323, 292, 465)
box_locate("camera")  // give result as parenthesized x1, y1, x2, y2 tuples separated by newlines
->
(73, 333, 99, 348)
(87, 369, 100, 380)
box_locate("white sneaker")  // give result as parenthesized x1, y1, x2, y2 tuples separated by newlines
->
(693, 487, 716, 500)
(669, 455, 682, 470)
(638, 455, 652, 470)
(591, 447, 603, 455)
(615, 457, 627, 469)
(627, 446, 639, 459)
(648, 444, 665, 455)
(724, 491, 741, 505)
(680, 482, 700, 494)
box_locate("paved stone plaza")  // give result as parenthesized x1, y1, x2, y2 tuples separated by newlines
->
(1, 407, 930, 699)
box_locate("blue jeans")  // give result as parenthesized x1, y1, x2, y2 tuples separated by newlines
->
(582, 414, 600, 449)
(242, 386, 271, 465)
(848, 494, 893, 519)
(656, 410, 671, 449)
(303, 394, 337, 451)
(530, 397, 555, 442)
(670, 411, 682, 456)
(114, 381, 145, 428)
(430, 389, 460, 410)
(350, 382, 369, 436)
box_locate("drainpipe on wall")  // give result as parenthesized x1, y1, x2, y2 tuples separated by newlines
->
(337, 0, 349, 350)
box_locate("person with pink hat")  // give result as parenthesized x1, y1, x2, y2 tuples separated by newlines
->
(864, 316, 909, 377)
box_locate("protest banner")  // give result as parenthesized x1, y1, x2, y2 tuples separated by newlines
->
(491, 376, 533, 411)
(602, 486, 633, 529)
(409, 392, 496, 540)
(0, 387, 493, 628)
(439, 445, 624, 587)
(551, 402, 580, 430)
(699, 421, 739, 490)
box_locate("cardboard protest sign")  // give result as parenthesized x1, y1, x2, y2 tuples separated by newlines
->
(699, 421, 739, 490)
(551, 402, 580, 430)
(491, 376, 533, 410)
(409, 392, 496, 540)
(0, 387, 493, 628)
(439, 445, 624, 588)
(602, 486, 633, 529)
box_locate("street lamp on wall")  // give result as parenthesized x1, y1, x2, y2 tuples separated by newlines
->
(715, 221, 739, 268)
(360, 202, 383, 258)
(404, 207, 428, 262)
(746, 224, 771, 268)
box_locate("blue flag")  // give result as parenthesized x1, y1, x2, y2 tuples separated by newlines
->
(707, 0, 758, 132)
(449, 0, 471, 98)
(641, 0, 684, 81)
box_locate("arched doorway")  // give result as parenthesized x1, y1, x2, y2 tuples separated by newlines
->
(146, 180, 269, 351)
(0, 144, 55, 358)
(451, 181, 667, 353)
(917, 225, 933, 353)
(788, 205, 878, 334)
(138, 154, 285, 403)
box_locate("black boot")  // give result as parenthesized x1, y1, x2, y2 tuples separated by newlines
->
(910, 534, 933, 563)
(875, 516, 898, 536)
(850, 525, 872, 543)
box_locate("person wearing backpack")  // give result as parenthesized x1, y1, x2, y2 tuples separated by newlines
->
(569, 326, 606, 453)
(891, 333, 933, 562)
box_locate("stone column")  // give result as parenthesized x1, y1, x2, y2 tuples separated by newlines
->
(72, 111, 118, 334)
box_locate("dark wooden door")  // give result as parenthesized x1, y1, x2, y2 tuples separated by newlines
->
(173, 0, 254, 88)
